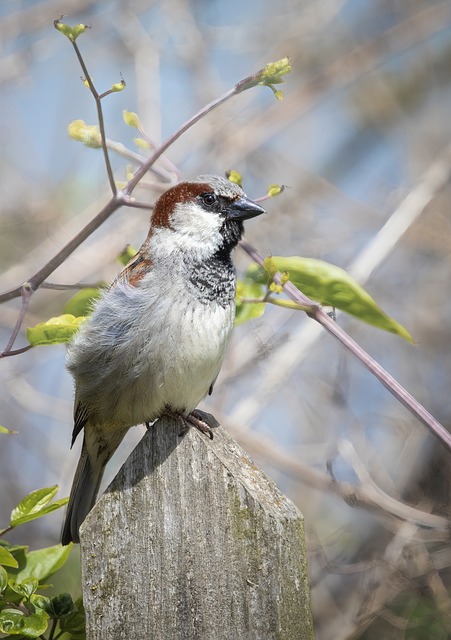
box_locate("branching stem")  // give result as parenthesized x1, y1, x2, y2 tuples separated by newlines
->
(71, 39, 117, 195)
(123, 87, 237, 196)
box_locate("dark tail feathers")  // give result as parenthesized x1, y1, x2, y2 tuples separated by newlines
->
(61, 438, 104, 545)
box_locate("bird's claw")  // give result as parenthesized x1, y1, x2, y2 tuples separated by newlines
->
(180, 409, 220, 440)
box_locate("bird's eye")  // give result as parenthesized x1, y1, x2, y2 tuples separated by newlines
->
(200, 192, 217, 207)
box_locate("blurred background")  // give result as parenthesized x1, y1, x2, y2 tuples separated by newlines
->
(1, 0, 451, 638)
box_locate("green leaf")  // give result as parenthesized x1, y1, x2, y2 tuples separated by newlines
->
(67, 120, 102, 149)
(26, 314, 85, 347)
(116, 245, 138, 266)
(14, 545, 72, 583)
(59, 596, 85, 638)
(54, 18, 89, 42)
(11, 486, 58, 522)
(9, 578, 39, 600)
(0, 546, 19, 569)
(46, 593, 75, 619)
(0, 426, 17, 435)
(0, 566, 8, 592)
(63, 288, 103, 317)
(235, 279, 266, 325)
(10, 487, 68, 528)
(29, 593, 51, 612)
(236, 57, 292, 99)
(0, 608, 49, 637)
(258, 256, 414, 342)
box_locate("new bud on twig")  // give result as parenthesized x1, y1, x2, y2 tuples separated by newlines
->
(68, 120, 102, 149)
(226, 170, 243, 186)
(266, 184, 285, 197)
(123, 110, 142, 129)
(235, 57, 292, 100)
(54, 16, 90, 42)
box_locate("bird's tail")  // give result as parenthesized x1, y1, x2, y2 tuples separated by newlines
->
(61, 438, 104, 546)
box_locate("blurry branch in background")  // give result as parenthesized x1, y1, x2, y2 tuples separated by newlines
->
(212, 1, 451, 167)
(227, 422, 448, 534)
(224, 410, 451, 637)
(314, 523, 451, 639)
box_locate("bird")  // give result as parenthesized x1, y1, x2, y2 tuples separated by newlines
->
(61, 174, 265, 545)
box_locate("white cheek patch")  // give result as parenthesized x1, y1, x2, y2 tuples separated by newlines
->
(151, 201, 224, 261)
(172, 201, 222, 239)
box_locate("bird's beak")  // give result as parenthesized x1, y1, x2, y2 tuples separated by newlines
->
(226, 197, 266, 221)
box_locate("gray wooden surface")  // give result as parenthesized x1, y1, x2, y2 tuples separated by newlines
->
(80, 417, 313, 639)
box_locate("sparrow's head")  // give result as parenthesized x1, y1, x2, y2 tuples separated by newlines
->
(149, 174, 265, 260)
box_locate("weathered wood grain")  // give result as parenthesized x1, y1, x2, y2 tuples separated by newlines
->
(81, 417, 313, 639)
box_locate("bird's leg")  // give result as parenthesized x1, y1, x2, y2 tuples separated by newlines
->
(162, 408, 220, 439)
(185, 409, 220, 440)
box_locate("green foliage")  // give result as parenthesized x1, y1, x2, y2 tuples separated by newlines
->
(0, 609, 49, 638)
(12, 546, 71, 584)
(25, 288, 104, 349)
(26, 315, 85, 347)
(247, 256, 414, 342)
(116, 245, 138, 266)
(9, 487, 68, 529)
(235, 279, 266, 325)
(0, 488, 84, 639)
(387, 594, 451, 640)
(0, 548, 17, 570)
(63, 288, 103, 317)
(59, 597, 85, 639)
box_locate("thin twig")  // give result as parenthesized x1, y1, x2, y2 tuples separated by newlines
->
(0, 525, 13, 536)
(3, 284, 33, 352)
(71, 39, 117, 195)
(41, 282, 102, 290)
(122, 87, 237, 196)
(0, 345, 33, 358)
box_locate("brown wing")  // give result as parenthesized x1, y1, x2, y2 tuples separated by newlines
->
(111, 248, 152, 289)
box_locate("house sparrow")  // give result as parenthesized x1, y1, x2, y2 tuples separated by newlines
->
(61, 174, 265, 545)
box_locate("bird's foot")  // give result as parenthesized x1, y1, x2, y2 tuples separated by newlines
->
(180, 409, 220, 440)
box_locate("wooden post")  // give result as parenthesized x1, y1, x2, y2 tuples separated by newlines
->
(80, 417, 313, 640)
